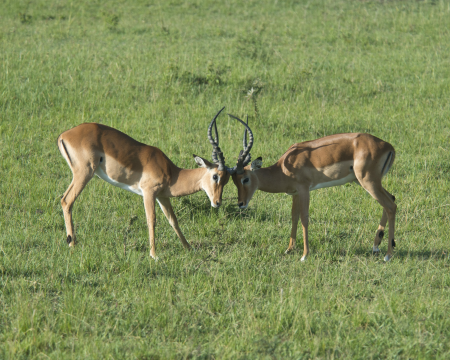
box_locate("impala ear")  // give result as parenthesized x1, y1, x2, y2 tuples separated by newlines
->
(250, 157, 262, 171)
(193, 154, 214, 169)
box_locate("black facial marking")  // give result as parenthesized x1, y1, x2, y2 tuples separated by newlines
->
(391, 239, 396, 248)
(66, 235, 72, 244)
(379, 230, 384, 239)
(100, 157, 103, 163)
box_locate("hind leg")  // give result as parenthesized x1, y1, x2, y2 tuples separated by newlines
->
(373, 209, 387, 254)
(61, 168, 94, 246)
(373, 190, 395, 253)
(354, 172, 396, 261)
(354, 178, 396, 257)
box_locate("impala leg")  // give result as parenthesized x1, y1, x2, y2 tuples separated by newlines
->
(358, 180, 397, 261)
(286, 191, 310, 262)
(356, 180, 392, 253)
(373, 190, 395, 253)
(299, 191, 310, 261)
(60, 169, 93, 247)
(157, 197, 191, 250)
(383, 189, 396, 262)
(285, 195, 300, 254)
(373, 210, 387, 254)
(143, 191, 158, 260)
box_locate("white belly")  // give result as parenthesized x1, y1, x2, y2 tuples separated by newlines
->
(309, 172, 356, 191)
(95, 167, 143, 196)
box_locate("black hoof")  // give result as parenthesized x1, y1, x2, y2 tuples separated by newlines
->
(66, 235, 72, 244)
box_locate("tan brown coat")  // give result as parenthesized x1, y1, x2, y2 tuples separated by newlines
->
(58, 123, 230, 259)
(232, 132, 396, 262)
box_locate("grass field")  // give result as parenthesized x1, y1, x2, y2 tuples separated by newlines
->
(1, 0, 450, 358)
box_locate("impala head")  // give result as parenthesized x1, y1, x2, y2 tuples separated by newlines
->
(232, 157, 262, 209)
(193, 155, 230, 208)
(193, 107, 231, 208)
(227, 114, 262, 209)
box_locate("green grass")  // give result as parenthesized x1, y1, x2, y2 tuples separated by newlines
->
(1, 0, 450, 358)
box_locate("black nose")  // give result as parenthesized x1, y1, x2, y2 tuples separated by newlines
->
(238, 202, 244, 207)
(216, 201, 220, 207)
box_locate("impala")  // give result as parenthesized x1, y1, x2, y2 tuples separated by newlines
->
(228, 115, 397, 262)
(57, 108, 231, 259)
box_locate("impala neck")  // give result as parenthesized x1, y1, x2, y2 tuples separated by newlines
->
(169, 167, 207, 197)
(255, 164, 290, 193)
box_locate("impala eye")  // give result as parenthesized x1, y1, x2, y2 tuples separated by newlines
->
(243, 178, 250, 184)
(213, 174, 219, 182)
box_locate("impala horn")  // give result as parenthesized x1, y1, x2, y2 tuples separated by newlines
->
(227, 114, 254, 175)
(207, 107, 227, 171)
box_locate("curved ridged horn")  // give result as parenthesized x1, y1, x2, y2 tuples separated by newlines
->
(243, 115, 248, 150)
(207, 107, 226, 171)
(227, 114, 254, 174)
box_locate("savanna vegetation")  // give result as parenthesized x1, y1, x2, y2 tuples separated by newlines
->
(1, 0, 450, 358)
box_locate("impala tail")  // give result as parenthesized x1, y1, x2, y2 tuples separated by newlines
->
(381, 151, 395, 177)
(57, 135, 73, 167)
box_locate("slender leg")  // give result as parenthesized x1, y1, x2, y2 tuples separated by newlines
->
(299, 190, 310, 261)
(285, 194, 300, 254)
(143, 191, 157, 260)
(385, 197, 396, 261)
(373, 190, 395, 253)
(157, 197, 191, 250)
(354, 178, 395, 255)
(373, 210, 388, 253)
(356, 175, 397, 261)
(285, 190, 310, 262)
(60, 169, 93, 246)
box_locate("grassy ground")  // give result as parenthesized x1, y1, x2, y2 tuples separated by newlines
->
(1, 0, 450, 358)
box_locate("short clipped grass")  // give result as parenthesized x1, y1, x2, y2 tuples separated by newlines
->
(1, 0, 450, 358)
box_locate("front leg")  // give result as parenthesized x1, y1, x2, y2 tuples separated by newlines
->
(299, 190, 310, 261)
(286, 189, 310, 262)
(285, 194, 300, 254)
(143, 191, 157, 260)
(157, 197, 191, 250)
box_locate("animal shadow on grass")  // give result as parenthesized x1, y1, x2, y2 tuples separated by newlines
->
(280, 231, 447, 262)
(219, 200, 280, 224)
(1, 268, 43, 278)
(353, 247, 448, 261)
(182, 201, 255, 256)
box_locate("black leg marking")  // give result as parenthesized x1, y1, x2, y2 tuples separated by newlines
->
(378, 230, 384, 239)
(66, 235, 72, 244)
(391, 239, 396, 248)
